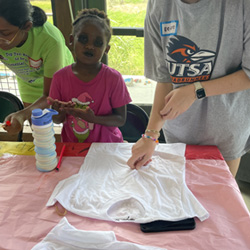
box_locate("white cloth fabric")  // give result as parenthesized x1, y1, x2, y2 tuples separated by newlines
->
(31, 217, 167, 250)
(47, 143, 209, 223)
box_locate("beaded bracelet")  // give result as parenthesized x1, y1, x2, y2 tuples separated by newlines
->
(145, 129, 160, 138)
(141, 134, 159, 144)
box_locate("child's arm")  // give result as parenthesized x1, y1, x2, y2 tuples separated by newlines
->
(47, 97, 75, 124)
(63, 105, 126, 127)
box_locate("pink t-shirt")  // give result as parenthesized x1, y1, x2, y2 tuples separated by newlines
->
(49, 64, 132, 143)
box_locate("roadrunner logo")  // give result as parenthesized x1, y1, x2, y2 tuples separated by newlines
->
(166, 35, 216, 84)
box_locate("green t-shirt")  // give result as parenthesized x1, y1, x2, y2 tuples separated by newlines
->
(0, 22, 74, 103)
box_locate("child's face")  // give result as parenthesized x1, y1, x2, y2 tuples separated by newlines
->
(72, 20, 110, 65)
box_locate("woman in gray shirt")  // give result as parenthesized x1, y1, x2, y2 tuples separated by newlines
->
(127, 0, 250, 177)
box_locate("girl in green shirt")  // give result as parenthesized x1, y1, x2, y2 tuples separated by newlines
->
(0, 0, 74, 135)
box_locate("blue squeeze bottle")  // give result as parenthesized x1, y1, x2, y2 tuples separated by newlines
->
(31, 108, 58, 172)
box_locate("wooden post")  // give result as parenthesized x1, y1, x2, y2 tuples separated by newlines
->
(51, 0, 74, 53)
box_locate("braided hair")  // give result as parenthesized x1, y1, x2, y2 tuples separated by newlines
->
(72, 8, 112, 43)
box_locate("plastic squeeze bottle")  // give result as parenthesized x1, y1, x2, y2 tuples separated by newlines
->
(31, 108, 58, 172)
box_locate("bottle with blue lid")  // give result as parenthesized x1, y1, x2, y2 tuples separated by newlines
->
(31, 108, 58, 172)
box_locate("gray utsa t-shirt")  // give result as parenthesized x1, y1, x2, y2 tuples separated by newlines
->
(144, 0, 250, 160)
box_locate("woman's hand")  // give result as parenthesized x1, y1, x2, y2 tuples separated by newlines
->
(160, 84, 196, 120)
(127, 138, 157, 170)
(2, 110, 25, 135)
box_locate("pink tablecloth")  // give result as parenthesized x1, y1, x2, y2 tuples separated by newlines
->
(0, 144, 250, 250)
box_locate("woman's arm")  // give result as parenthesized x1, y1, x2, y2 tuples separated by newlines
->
(160, 69, 250, 120)
(3, 77, 52, 134)
(203, 70, 250, 96)
(127, 82, 172, 169)
(147, 82, 173, 131)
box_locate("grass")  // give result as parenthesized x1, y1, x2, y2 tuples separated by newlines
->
(30, 0, 146, 75)
(108, 2, 146, 75)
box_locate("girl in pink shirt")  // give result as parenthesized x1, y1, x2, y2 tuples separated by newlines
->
(48, 8, 131, 143)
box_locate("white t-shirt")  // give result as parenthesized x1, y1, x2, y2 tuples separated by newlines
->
(47, 143, 209, 223)
(31, 217, 167, 250)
